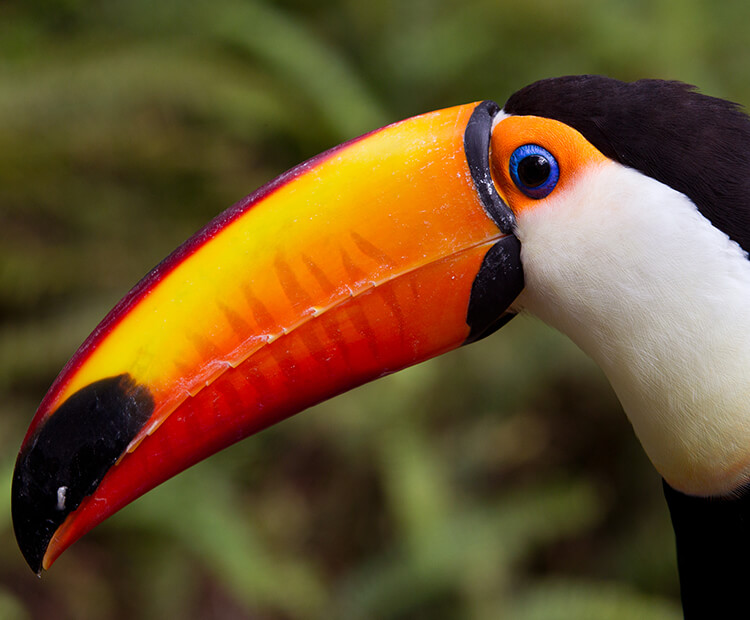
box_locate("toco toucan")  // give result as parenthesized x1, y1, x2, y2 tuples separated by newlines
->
(12, 75, 750, 617)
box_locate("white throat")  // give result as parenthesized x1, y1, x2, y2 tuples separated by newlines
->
(512, 160, 750, 496)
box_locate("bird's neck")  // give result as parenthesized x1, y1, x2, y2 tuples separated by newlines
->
(514, 161, 750, 496)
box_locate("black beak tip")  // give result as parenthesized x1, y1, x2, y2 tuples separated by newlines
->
(12, 460, 54, 574)
(11, 374, 155, 573)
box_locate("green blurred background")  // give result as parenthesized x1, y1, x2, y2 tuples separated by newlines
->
(2, 0, 749, 618)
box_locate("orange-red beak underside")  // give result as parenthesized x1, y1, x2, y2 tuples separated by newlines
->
(12, 101, 523, 573)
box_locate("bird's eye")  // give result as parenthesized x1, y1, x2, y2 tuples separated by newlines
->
(509, 144, 559, 199)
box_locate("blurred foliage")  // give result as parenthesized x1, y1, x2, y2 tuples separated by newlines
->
(2, 0, 749, 617)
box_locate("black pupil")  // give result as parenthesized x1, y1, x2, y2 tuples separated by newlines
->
(518, 155, 550, 188)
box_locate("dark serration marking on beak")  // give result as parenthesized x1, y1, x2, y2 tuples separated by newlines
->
(466, 235, 524, 343)
(12, 374, 154, 573)
(464, 100, 516, 233)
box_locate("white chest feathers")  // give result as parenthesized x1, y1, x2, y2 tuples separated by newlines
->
(512, 160, 750, 496)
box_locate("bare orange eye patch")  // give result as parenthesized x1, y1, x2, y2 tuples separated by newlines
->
(490, 115, 609, 214)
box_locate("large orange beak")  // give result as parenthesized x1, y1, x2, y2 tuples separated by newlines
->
(12, 101, 523, 573)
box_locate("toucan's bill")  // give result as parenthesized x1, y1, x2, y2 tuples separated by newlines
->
(12, 101, 523, 573)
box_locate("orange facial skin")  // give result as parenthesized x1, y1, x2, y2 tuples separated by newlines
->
(490, 115, 608, 215)
(13, 102, 521, 572)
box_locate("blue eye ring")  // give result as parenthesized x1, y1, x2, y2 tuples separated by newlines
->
(509, 144, 559, 199)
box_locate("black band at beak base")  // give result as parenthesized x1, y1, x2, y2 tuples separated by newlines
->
(464, 100, 516, 234)
(463, 101, 524, 342)
(465, 235, 523, 343)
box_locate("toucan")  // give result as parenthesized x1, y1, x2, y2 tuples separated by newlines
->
(12, 75, 750, 617)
